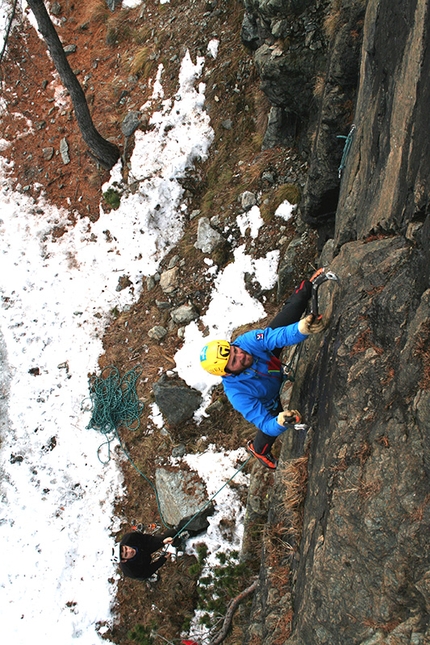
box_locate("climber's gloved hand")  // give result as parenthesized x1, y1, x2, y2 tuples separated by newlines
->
(298, 314, 325, 335)
(277, 409, 302, 427)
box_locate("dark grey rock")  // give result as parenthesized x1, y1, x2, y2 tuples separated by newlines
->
(146, 275, 156, 291)
(121, 111, 141, 137)
(153, 377, 202, 426)
(63, 45, 77, 55)
(147, 326, 167, 341)
(171, 304, 199, 325)
(241, 190, 257, 211)
(243, 3, 430, 644)
(106, 0, 122, 11)
(262, 106, 297, 149)
(241, 11, 261, 50)
(276, 237, 303, 302)
(171, 444, 186, 458)
(51, 2, 62, 16)
(42, 147, 54, 161)
(155, 300, 171, 310)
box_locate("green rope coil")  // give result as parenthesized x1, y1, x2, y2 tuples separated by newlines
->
(85, 365, 171, 528)
(85, 365, 252, 531)
(86, 365, 145, 464)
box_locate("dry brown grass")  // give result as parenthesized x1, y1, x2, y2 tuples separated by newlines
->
(414, 320, 430, 390)
(409, 493, 430, 522)
(129, 45, 158, 77)
(81, 0, 110, 25)
(323, 0, 343, 40)
(358, 478, 382, 500)
(362, 617, 402, 633)
(253, 87, 271, 135)
(280, 455, 309, 542)
(355, 440, 372, 466)
(104, 7, 134, 46)
(323, 10, 342, 40)
(313, 74, 326, 99)
(376, 435, 390, 448)
(350, 328, 384, 356)
(272, 608, 294, 645)
(260, 183, 301, 222)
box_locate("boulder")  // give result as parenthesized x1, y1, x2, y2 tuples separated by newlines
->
(121, 111, 141, 137)
(194, 217, 225, 254)
(241, 190, 257, 211)
(159, 266, 179, 294)
(171, 304, 199, 325)
(153, 376, 202, 426)
(155, 467, 213, 527)
(147, 326, 167, 341)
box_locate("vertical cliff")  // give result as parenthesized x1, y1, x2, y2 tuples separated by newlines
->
(244, 1, 430, 643)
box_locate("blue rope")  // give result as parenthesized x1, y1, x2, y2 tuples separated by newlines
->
(337, 124, 356, 178)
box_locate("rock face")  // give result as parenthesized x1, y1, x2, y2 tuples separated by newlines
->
(288, 238, 430, 645)
(245, 1, 430, 644)
(242, 0, 367, 240)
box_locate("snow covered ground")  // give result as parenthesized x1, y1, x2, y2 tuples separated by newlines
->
(0, 5, 286, 643)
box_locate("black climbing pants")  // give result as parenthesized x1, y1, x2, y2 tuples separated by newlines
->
(253, 279, 311, 455)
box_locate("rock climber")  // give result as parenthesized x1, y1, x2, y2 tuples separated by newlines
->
(199, 268, 337, 469)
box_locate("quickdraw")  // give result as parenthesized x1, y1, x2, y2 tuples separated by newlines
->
(310, 270, 339, 317)
(337, 124, 356, 178)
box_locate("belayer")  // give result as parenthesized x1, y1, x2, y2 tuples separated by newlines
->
(119, 513, 210, 580)
(200, 268, 337, 469)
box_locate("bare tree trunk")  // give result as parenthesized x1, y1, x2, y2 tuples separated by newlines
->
(0, 0, 18, 63)
(26, 0, 120, 169)
(209, 579, 258, 645)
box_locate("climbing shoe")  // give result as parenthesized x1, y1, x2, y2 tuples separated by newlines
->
(247, 440, 277, 470)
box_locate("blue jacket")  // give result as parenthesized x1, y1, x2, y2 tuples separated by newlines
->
(222, 322, 307, 437)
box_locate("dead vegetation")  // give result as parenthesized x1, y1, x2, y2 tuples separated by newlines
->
(280, 455, 309, 544)
(414, 320, 430, 390)
(350, 328, 384, 356)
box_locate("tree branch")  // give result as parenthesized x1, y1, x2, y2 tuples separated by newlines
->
(208, 579, 259, 645)
(0, 0, 18, 63)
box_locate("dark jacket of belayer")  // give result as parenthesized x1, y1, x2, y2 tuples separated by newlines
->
(119, 532, 167, 580)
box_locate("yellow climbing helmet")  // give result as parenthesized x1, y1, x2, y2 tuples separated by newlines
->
(200, 340, 231, 376)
